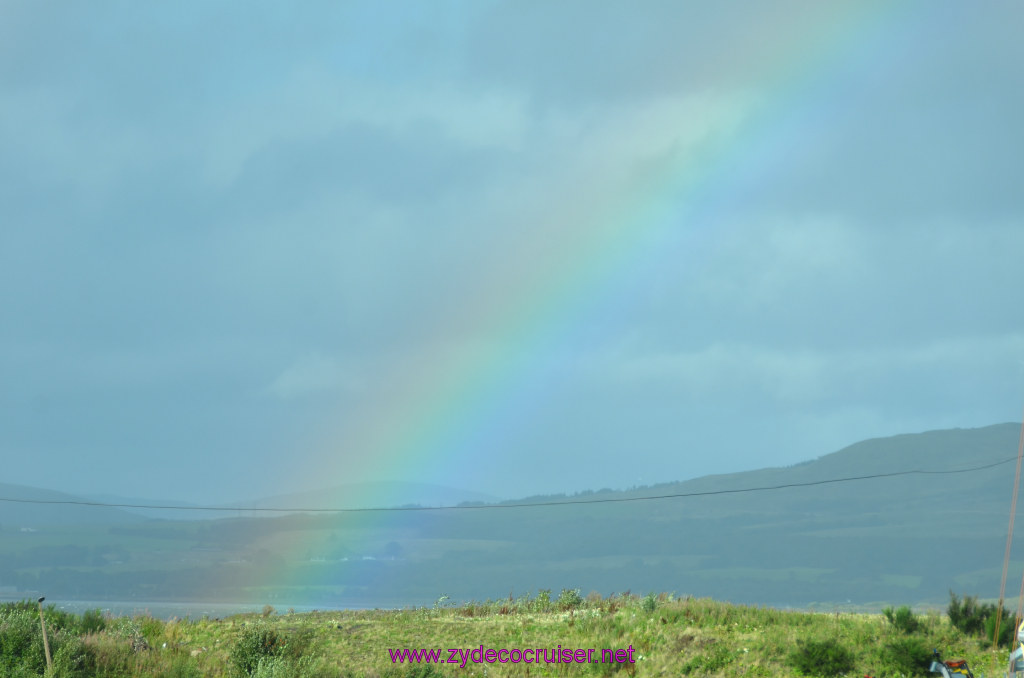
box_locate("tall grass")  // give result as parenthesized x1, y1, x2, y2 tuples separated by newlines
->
(0, 592, 1012, 676)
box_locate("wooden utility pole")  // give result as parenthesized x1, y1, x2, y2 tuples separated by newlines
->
(37, 596, 53, 674)
(996, 415, 1024, 650)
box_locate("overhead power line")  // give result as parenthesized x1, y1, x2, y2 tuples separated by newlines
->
(0, 455, 1016, 514)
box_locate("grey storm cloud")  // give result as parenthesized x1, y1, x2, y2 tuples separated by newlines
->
(1, 0, 1022, 503)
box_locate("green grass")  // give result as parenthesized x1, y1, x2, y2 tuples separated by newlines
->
(0, 594, 1016, 676)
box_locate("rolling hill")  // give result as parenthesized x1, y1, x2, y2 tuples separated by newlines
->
(2, 423, 1022, 609)
(0, 483, 147, 527)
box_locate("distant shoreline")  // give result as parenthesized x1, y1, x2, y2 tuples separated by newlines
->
(0, 598, 398, 620)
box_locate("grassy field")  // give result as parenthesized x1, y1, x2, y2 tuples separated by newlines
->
(1, 592, 1018, 677)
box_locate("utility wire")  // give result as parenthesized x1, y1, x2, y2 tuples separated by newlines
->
(0, 456, 1016, 514)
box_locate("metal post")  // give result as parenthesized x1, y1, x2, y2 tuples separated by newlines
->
(37, 596, 53, 674)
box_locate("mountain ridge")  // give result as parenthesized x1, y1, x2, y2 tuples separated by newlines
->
(5, 423, 1023, 609)
(0, 483, 147, 526)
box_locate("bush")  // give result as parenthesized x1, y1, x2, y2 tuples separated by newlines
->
(533, 589, 552, 612)
(0, 607, 99, 678)
(247, 654, 323, 678)
(788, 638, 855, 677)
(557, 588, 583, 611)
(883, 637, 932, 677)
(0, 607, 46, 674)
(282, 627, 315, 660)
(138, 615, 165, 646)
(948, 591, 1015, 645)
(111, 617, 150, 651)
(80, 608, 106, 634)
(883, 605, 920, 634)
(985, 612, 1017, 648)
(642, 593, 657, 613)
(51, 632, 98, 678)
(231, 624, 286, 677)
(948, 591, 993, 635)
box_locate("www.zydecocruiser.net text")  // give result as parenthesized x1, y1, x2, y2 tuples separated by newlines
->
(389, 645, 637, 668)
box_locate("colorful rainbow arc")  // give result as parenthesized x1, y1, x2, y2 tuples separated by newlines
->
(267, 1, 923, 597)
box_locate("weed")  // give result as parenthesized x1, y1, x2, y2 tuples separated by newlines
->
(682, 642, 734, 674)
(153, 654, 204, 678)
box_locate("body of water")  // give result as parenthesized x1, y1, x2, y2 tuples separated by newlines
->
(0, 599, 367, 621)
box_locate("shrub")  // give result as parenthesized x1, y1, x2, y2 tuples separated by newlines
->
(557, 588, 583, 611)
(948, 591, 1015, 645)
(51, 632, 98, 678)
(788, 638, 855, 677)
(282, 627, 315, 660)
(882, 605, 920, 634)
(231, 624, 286, 677)
(947, 591, 989, 635)
(251, 656, 314, 678)
(0, 607, 46, 674)
(138, 615, 165, 646)
(985, 612, 1017, 648)
(80, 608, 107, 634)
(534, 589, 552, 612)
(642, 593, 657, 614)
(0, 608, 98, 678)
(111, 617, 150, 651)
(882, 637, 932, 677)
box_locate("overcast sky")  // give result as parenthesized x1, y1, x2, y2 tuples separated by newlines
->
(2, 1, 1023, 506)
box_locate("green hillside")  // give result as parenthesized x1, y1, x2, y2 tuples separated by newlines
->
(2, 424, 1023, 609)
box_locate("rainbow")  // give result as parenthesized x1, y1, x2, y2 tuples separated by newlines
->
(259, 1, 924, 602)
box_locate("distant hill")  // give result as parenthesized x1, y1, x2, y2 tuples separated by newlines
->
(353, 422, 1024, 607)
(76, 493, 209, 521)
(589, 421, 1021, 534)
(4, 424, 1024, 610)
(234, 481, 505, 511)
(0, 483, 147, 526)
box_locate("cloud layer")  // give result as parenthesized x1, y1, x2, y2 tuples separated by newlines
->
(1, 1, 1022, 503)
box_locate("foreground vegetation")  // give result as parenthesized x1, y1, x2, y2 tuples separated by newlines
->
(1, 591, 1019, 677)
